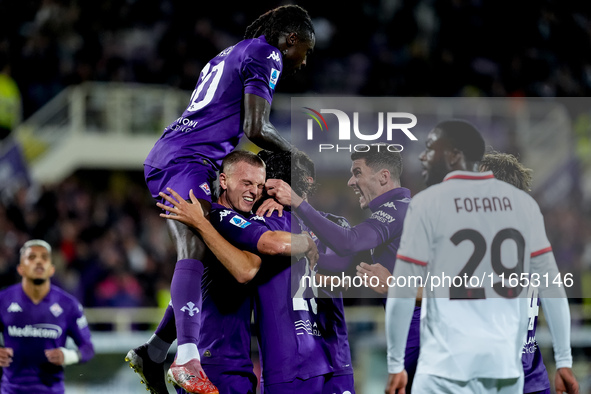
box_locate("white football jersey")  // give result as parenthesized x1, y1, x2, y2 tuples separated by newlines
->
(396, 170, 554, 381)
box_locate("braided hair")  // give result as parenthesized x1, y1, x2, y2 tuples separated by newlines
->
(244, 5, 314, 47)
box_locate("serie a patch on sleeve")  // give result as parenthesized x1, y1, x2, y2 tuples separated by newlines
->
(230, 215, 251, 228)
(269, 68, 280, 89)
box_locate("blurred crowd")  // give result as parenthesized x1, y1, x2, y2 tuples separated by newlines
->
(1, 0, 591, 119)
(0, 0, 590, 316)
(0, 170, 175, 309)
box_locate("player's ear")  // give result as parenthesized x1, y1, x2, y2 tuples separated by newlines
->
(446, 148, 463, 167)
(286, 32, 297, 47)
(219, 173, 228, 190)
(16, 263, 23, 276)
(380, 169, 390, 185)
(48, 263, 56, 278)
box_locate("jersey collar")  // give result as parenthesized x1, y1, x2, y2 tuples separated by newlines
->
(443, 170, 495, 182)
(369, 187, 411, 212)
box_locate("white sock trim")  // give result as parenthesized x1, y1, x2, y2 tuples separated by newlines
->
(176, 343, 200, 365)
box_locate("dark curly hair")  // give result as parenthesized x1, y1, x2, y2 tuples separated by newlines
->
(244, 5, 314, 48)
(257, 149, 316, 197)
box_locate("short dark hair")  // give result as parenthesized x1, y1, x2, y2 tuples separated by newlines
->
(244, 5, 314, 47)
(221, 150, 265, 173)
(350, 144, 403, 180)
(435, 120, 485, 163)
(480, 152, 533, 192)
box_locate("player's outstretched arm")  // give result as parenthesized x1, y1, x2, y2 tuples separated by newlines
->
(159, 188, 262, 283)
(243, 93, 291, 152)
(257, 230, 319, 267)
(295, 199, 383, 256)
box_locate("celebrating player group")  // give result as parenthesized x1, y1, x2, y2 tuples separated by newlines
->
(119, 5, 579, 394)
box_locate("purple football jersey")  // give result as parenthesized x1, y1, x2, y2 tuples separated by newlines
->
(295, 188, 421, 374)
(300, 212, 354, 378)
(196, 204, 269, 372)
(522, 289, 550, 393)
(249, 211, 333, 386)
(145, 36, 283, 170)
(0, 284, 94, 394)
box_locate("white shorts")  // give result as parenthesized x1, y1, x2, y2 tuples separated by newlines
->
(412, 373, 524, 394)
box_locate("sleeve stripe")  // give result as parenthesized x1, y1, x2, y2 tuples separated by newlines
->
(397, 254, 428, 266)
(531, 246, 552, 258)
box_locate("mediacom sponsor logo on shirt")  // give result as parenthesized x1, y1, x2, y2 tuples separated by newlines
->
(8, 324, 62, 339)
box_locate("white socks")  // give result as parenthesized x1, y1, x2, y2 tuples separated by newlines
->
(175, 343, 201, 365)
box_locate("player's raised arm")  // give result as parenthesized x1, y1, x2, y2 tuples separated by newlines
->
(264, 179, 384, 256)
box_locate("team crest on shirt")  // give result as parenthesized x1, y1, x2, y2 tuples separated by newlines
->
(7, 302, 22, 312)
(269, 68, 280, 89)
(267, 51, 281, 63)
(199, 182, 211, 196)
(180, 301, 200, 317)
(77, 315, 89, 329)
(230, 215, 251, 228)
(50, 303, 63, 317)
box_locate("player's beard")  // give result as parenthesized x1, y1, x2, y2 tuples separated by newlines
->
(32, 278, 48, 285)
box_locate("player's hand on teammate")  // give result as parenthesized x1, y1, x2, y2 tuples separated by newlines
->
(256, 197, 284, 217)
(264, 179, 304, 208)
(385, 370, 408, 394)
(158, 188, 208, 228)
(555, 367, 579, 394)
(0, 347, 13, 367)
(45, 348, 65, 366)
(356, 262, 391, 295)
(304, 232, 319, 269)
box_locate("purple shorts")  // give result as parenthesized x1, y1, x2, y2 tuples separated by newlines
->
(263, 375, 325, 394)
(175, 364, 257, 394)
(323, 373, 355, 394)
(144, 159, 217, 206)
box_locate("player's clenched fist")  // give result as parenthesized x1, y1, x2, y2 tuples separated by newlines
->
(0, 347, 14, 367)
